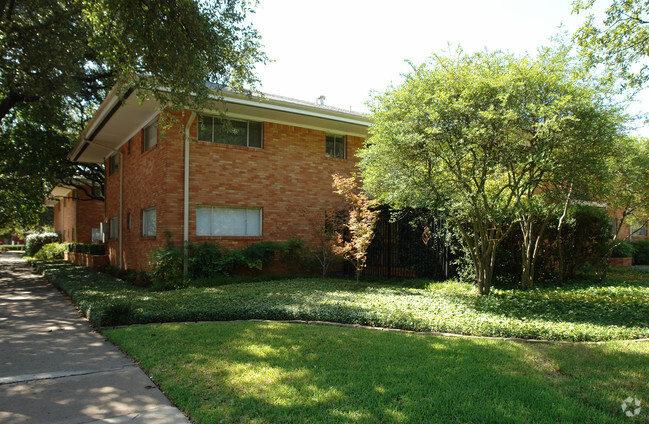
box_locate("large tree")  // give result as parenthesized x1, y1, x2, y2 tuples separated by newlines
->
(360, 48, 625, 294)
(0, 0, 265, 227)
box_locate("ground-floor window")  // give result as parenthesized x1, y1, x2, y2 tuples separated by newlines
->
(109, 217, 118, 239)
(142, 207, 157, 237)
(196, 206, 262, 236)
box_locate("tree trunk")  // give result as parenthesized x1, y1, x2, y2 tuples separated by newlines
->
(556, 184, 572, 285)
(520, 213, 551, 291)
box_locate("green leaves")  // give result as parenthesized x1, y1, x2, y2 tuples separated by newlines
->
(0, 0, 266, 228)
(33, 259, 649, 341)
(574, 0, 649, 90)
(360, 48, 627, 293)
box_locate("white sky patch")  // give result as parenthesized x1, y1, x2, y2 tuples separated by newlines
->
(249, 0, 649, 136)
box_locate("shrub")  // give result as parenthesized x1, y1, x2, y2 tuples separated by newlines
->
(188, 242, 238, 278)
(150, 239, 308, 289)
(66, 243, 106, 255)
(25, 232, 60, 257)
(99, 301, 134, 327)
(632, 239, 649, 265)
(33, 242, 66, 260)
(148, 243, 185, 290)
(0, 244, 24, 251)
(612, 241, 635, 258)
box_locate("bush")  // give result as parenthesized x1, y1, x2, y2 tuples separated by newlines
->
(66, 243, 106, 255)
(0, 244, 24, 251)
(149, 239, 307, 290)
(612, 241, 635, 258)
(148, 243, 185, 290)
(632, 239, 649, 265)
(188, 242, 238, 278)
(33, 242, 66, 260)
(25, 232, 60, 257)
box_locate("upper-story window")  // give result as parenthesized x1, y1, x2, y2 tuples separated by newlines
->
(326, 134, 346, 159)
(109, 153, 119, 175)
(198, 114, 262, 148)
(143, 117, 158, 152)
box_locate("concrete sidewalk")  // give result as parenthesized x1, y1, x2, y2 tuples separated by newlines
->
(0, 252, 190, 424)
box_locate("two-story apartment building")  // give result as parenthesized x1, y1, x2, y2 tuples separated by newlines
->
(48, 184, 104, 244)
(69, 87, 371, 270)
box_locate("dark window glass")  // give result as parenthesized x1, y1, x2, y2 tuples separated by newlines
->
(326, 135, 345, 158)
(109, 153, 119, 174)
(198, 115, 213, 142)
(198, 114, 262, 148)
(248, 121, 263, 148)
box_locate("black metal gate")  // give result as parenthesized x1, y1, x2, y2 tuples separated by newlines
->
(365, 208, 454, 280)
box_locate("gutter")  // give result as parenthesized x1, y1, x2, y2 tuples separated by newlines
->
(119, 151, 124, 270)
(183, 112, 196, 276)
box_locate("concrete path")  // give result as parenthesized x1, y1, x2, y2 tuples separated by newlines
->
(0, 252, 190, 424)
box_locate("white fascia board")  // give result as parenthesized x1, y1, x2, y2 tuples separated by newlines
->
(219, 95, 371, 127)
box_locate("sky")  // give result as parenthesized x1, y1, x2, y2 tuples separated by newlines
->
(248, 0, 649, 134)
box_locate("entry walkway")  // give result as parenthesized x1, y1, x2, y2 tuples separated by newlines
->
(0, 252, 190, 424)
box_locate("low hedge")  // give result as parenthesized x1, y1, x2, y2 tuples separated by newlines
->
(0, 244, 24, 251)
(65, 243, 106, 255)
(632, 239, 649, 265)
(30, 260, 649, 341)
(34, 243, 66, 260)
(25, 233, 59, 256)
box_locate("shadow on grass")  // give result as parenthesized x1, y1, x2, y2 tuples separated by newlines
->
(107, 321, 649, 424)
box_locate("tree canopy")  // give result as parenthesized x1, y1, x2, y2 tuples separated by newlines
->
(573, 0, 649, 90)
(0, 0, 265, 228)
(359, 48, 627, 294)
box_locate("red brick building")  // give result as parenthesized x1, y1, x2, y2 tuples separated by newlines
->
(49, 185, 104, 243)
(69, 87, 370, 270)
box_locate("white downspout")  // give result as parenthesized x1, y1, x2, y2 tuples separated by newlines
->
(184, 112, 196, 276)
(119, 150, 124, 270)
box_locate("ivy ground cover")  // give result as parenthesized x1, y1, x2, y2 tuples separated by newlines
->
(33, 261, 649, 341)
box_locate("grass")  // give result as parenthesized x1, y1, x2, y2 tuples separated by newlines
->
(105, 321, 649, 424)
(31, 260, 649, 341)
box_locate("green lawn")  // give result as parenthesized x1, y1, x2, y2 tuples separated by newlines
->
(32, 261, 649, 341)
(105, 321, 649, 424)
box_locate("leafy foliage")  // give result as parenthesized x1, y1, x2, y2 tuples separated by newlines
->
(33, 242, 66, 260)
(573, 0, 649, 89)
(24, 232, 60, 256)
(612, 241, 636, 258)
(631, 239, 649, 264)
(148, 239, 306, 290)
(65, 242, 106, 255)
(32, 260, 649, 341)
(360, 47, 626, 294)
(0, 0, 265, 228)
(331, 174, 379, 282)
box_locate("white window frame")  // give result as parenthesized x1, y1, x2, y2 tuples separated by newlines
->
(196, 206, 262, 237)
(143, 117, 158, 152)
(109, 217, 118, 239)
(197, 114, 263, 148)
(326, 134, 346, 159)
(142, 207, 157, 237)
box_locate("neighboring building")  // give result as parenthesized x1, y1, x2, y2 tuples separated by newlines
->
(69, 87, 371, 270)
(608, 208, 648, 242)
(48, 185, 104, 244)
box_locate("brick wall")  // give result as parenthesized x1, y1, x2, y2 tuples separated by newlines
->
(53, 187, 104, 244)
(104, 110, 365, 271)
